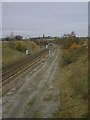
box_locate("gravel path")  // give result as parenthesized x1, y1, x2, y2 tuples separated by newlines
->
(2, 47, 60, 118)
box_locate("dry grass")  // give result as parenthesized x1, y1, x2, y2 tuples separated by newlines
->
(54, 45, 88, 118)
(2, 40, 41, 67)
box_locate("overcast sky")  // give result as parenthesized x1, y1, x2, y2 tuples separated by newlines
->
(2, 2, 88, 37)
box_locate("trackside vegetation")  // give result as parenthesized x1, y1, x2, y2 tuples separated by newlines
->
(54, 32, 88, 118)
(2, 40, 41, 68)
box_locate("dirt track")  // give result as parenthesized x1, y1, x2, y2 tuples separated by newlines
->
(2, 47, 61, 118)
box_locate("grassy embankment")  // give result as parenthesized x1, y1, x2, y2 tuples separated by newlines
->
(0, 41, 2, 67)
(2, 40, 41, 68)
(54, 38, 88, 118)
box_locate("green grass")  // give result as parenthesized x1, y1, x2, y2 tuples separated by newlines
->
(2, 47, 25, 67)
(2, 40, 41, 67)
(54, 46, 88, 118)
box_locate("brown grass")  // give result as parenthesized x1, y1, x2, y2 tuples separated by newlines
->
(54, 45, 88, 118)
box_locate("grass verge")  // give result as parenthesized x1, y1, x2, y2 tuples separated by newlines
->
(2, 40, 41, 67)
(54, 46, 88, 118)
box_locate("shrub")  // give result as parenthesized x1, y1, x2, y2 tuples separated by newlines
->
(8, 41, 15, 49)
(16, 43, 26, 52)
(61, 50, 77, 66)
(61, 47, 87, 66)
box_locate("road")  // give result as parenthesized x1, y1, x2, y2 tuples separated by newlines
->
(2, 47, 61, 118)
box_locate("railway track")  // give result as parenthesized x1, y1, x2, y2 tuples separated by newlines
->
(2, 49, 49, 85)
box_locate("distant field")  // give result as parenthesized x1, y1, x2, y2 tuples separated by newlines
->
(2, 40, 41, 68)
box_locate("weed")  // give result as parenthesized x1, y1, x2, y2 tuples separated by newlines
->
(28, 97, 36, 107)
